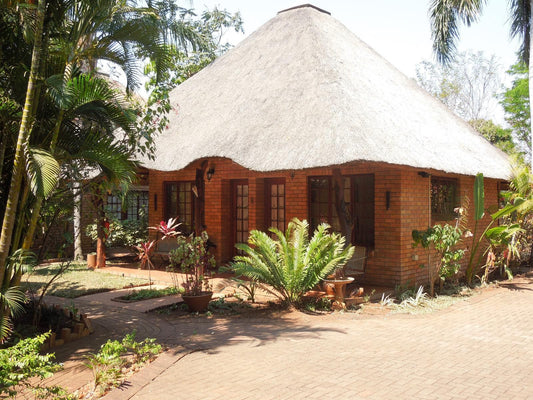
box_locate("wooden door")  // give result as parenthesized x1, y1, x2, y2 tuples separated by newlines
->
(264, 178, 286, 232)
(231, 180, 249, 254)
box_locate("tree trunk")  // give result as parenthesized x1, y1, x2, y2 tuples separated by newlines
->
(10, 183, 30, 253)
(95, 194, 106, 269)
(96, 230, 106, 268)
(0, 0, 47, 282)
(73, 182, 83, 261)
(529, 0, 533, 172)
(0, 130, 6, 180)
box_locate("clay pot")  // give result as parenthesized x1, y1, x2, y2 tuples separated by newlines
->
(182, 292, 213, 313)
(87, 253, 97, 269)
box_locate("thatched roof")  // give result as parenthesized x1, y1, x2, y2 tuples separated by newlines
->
(143, 4, 511, 179)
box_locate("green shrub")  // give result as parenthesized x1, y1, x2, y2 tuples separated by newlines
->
(0, 333, 61, 397)
(86, 217, 148, 248)
(85, 331, 162, 393)
(168, 232, 215, 295)
(231, 218, 354, 305)
(412, 223, 465, 296)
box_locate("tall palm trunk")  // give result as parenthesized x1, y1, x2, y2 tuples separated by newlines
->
(0, 130, 6, 180)
(529, 0, 533, 172)
(73, 182, 83, 260)
(521, 1, 533, 270)
(0, 0, 47, 283)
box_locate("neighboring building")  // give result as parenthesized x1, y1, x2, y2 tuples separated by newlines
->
(141, 5, 510, 287)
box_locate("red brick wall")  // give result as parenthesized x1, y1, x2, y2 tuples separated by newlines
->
(399, 169, 500, 287)
(148, 158, 502, 287)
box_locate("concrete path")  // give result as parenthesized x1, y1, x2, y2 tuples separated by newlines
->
(39, 271, 533, 400)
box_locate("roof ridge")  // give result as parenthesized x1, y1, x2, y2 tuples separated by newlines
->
(277, 4, 331, 16)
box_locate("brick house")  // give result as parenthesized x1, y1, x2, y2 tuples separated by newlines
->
(141, 5, 510, 287)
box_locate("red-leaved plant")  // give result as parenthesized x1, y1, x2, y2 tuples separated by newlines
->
(135, 218, 181, 288)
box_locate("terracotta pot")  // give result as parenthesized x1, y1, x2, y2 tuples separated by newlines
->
(182, 292, 213, 313)
(87, 253, 97, 269)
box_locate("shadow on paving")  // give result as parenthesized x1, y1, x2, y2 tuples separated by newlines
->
(498, 276, 533, 292)
(155, 311, 347, 355)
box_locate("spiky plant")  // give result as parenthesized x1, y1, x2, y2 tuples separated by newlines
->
(231, 218, 354, 305)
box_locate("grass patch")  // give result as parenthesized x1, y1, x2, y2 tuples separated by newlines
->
(22, 263, 149, 298)
(378, 284, 475, 314)
(118, 287, 182, 301)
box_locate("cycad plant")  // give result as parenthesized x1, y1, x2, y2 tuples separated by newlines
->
(231, 218, 354, 305)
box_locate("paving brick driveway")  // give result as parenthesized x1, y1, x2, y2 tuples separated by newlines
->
(98, 275, 533, 400)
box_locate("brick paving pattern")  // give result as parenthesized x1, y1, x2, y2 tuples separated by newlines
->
(38, 269, 533, 400)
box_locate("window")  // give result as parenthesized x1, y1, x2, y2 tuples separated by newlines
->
(106, 195, 123, 220)
(308, 175, 374, 246)
(127, 191, 148, 220)
(165, 182, 194, 233)
(497, 181, 510, 225)
(498, 181, 510, 208)
(265, 179, 285, 232)
(431, 177, 458, 220)
(309, 176, 350, 234)
(106, 191, 148, 221)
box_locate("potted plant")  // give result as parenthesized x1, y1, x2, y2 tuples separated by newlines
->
(168, 232, 215, 312)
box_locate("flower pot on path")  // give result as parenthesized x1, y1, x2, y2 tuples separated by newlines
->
(182, 292, 213, 313)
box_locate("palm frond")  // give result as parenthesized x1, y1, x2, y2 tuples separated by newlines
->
(7, 248, 38, 276)
(430, 0, 486, 64)
(25, 146, 60, 198)
(508, 0, 531, 65)
(68, 131, 137, 185)
(0, 286, 27, 342)
(230, 218, 354, 305)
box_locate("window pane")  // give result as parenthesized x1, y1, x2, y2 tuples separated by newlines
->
(431, 178, 457, 219)
(166, 182, 194, 233)
(106, 195, 123, 220)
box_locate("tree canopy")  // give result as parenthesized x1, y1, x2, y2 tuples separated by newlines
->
(0, 0, 242, 341)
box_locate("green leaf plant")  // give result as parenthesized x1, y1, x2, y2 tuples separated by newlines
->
(230, 218, 354, 306)
(465, 173, 526, 285)
(412, 217, 466, 297)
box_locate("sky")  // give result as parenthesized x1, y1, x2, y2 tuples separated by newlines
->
(196, 0, 520, 79)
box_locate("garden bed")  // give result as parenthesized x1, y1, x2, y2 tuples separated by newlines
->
(112, 287, 182, 303)
(3, 300, 94, 351)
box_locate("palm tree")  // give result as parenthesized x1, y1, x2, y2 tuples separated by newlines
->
(429, 0, 533, 170)
(0, 0, 206, 339)
(0, 0, 205, 271)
